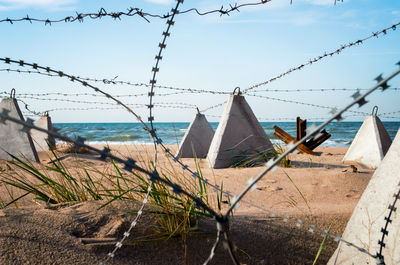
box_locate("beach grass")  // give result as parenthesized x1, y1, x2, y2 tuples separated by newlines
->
(0, 146, 224, 240)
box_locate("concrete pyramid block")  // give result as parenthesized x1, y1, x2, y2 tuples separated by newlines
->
(207, 93, 274, 169)
(0, 98, 39, 162)
(176, 112, 214, 158)
(328, 128, 400, 265)
(343, 114, 392, 168)
(31, 114, 56, 151)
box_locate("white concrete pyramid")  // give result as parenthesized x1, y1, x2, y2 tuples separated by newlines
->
(31, 114, 56, 151)
(0, 97, 39, 162)
(343, 114, 392, 168)
(328, 128, 400, 265)
(207, 93, 274, 169)
(176, 112, 214, 158)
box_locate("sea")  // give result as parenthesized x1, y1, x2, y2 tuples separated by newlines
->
(53, 121, 400, 147)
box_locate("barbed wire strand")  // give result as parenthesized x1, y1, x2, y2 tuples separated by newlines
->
(4, 68, 399, 95)
(244, 21, 400, 93)
(376, 181, 400, 264)
(0, 1, 284, 25)
(201, 20, 400, 112)
(0, 89, 188, 98)
(0, 68, 231, 94)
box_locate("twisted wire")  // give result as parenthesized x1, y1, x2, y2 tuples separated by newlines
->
(202, 20, 400, 112)
(246, 93, 370, 115)
(0, 68, 229, 95)
(244, 21, 400, 93)
(0, 1, 276, 25)
(0, 90, 188, 98)
(376, 181, 400, 264)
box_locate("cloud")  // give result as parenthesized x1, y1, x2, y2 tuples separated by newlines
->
(0, 0, 77, 10)
(144, 0, 173, 5)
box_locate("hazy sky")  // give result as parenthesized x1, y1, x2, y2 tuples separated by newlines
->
(0, 0, 399, 123)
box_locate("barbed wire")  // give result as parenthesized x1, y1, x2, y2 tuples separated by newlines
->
(379, 109, 400, 116)
(201, 92, 372, 115)
(244, 21, 400, 93)
(201, 20, 400, 112)
(251, 87, 400, 93)
(6, 68, 400, 96)
(247, 93, 371, 115)
(0, 90, 188, 98)
(102, 185, 152, 264)
(376, 181, 400, 264)
(0, 1, 278, 25)
(0, 68, 230, 95)
(16, 98, 46, 117)
(2, 94, 197, 108)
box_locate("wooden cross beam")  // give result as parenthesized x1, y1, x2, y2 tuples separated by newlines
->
(273, 116, 331, 155)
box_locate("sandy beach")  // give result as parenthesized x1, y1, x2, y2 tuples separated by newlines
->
(0, 144, 374, 264)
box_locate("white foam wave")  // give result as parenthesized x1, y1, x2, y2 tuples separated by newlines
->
(56, 140, 152, 145)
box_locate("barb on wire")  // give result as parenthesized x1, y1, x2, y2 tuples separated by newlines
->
(376, 181, 400, 263)
(379, 109, 400, 116)
(0, 1, 276, 25)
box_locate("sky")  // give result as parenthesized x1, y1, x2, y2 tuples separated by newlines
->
(0, 0, 399, 123)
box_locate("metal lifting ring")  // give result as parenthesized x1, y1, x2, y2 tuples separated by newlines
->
(372, 106, 378, 116)
(10, 88, 16, 98)
(45, 111, 49, 117)
(233, 87, 241, 95)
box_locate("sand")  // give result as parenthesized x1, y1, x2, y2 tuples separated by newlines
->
(0, 144, 374, 264)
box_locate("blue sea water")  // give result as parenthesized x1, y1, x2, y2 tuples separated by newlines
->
(54, 121, 400, 147)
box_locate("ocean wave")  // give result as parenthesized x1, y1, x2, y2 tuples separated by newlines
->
(102, 135, 140, 141)
(56, 140, 152, 145)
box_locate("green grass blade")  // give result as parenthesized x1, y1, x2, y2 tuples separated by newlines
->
(312, 224, 332, 265)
